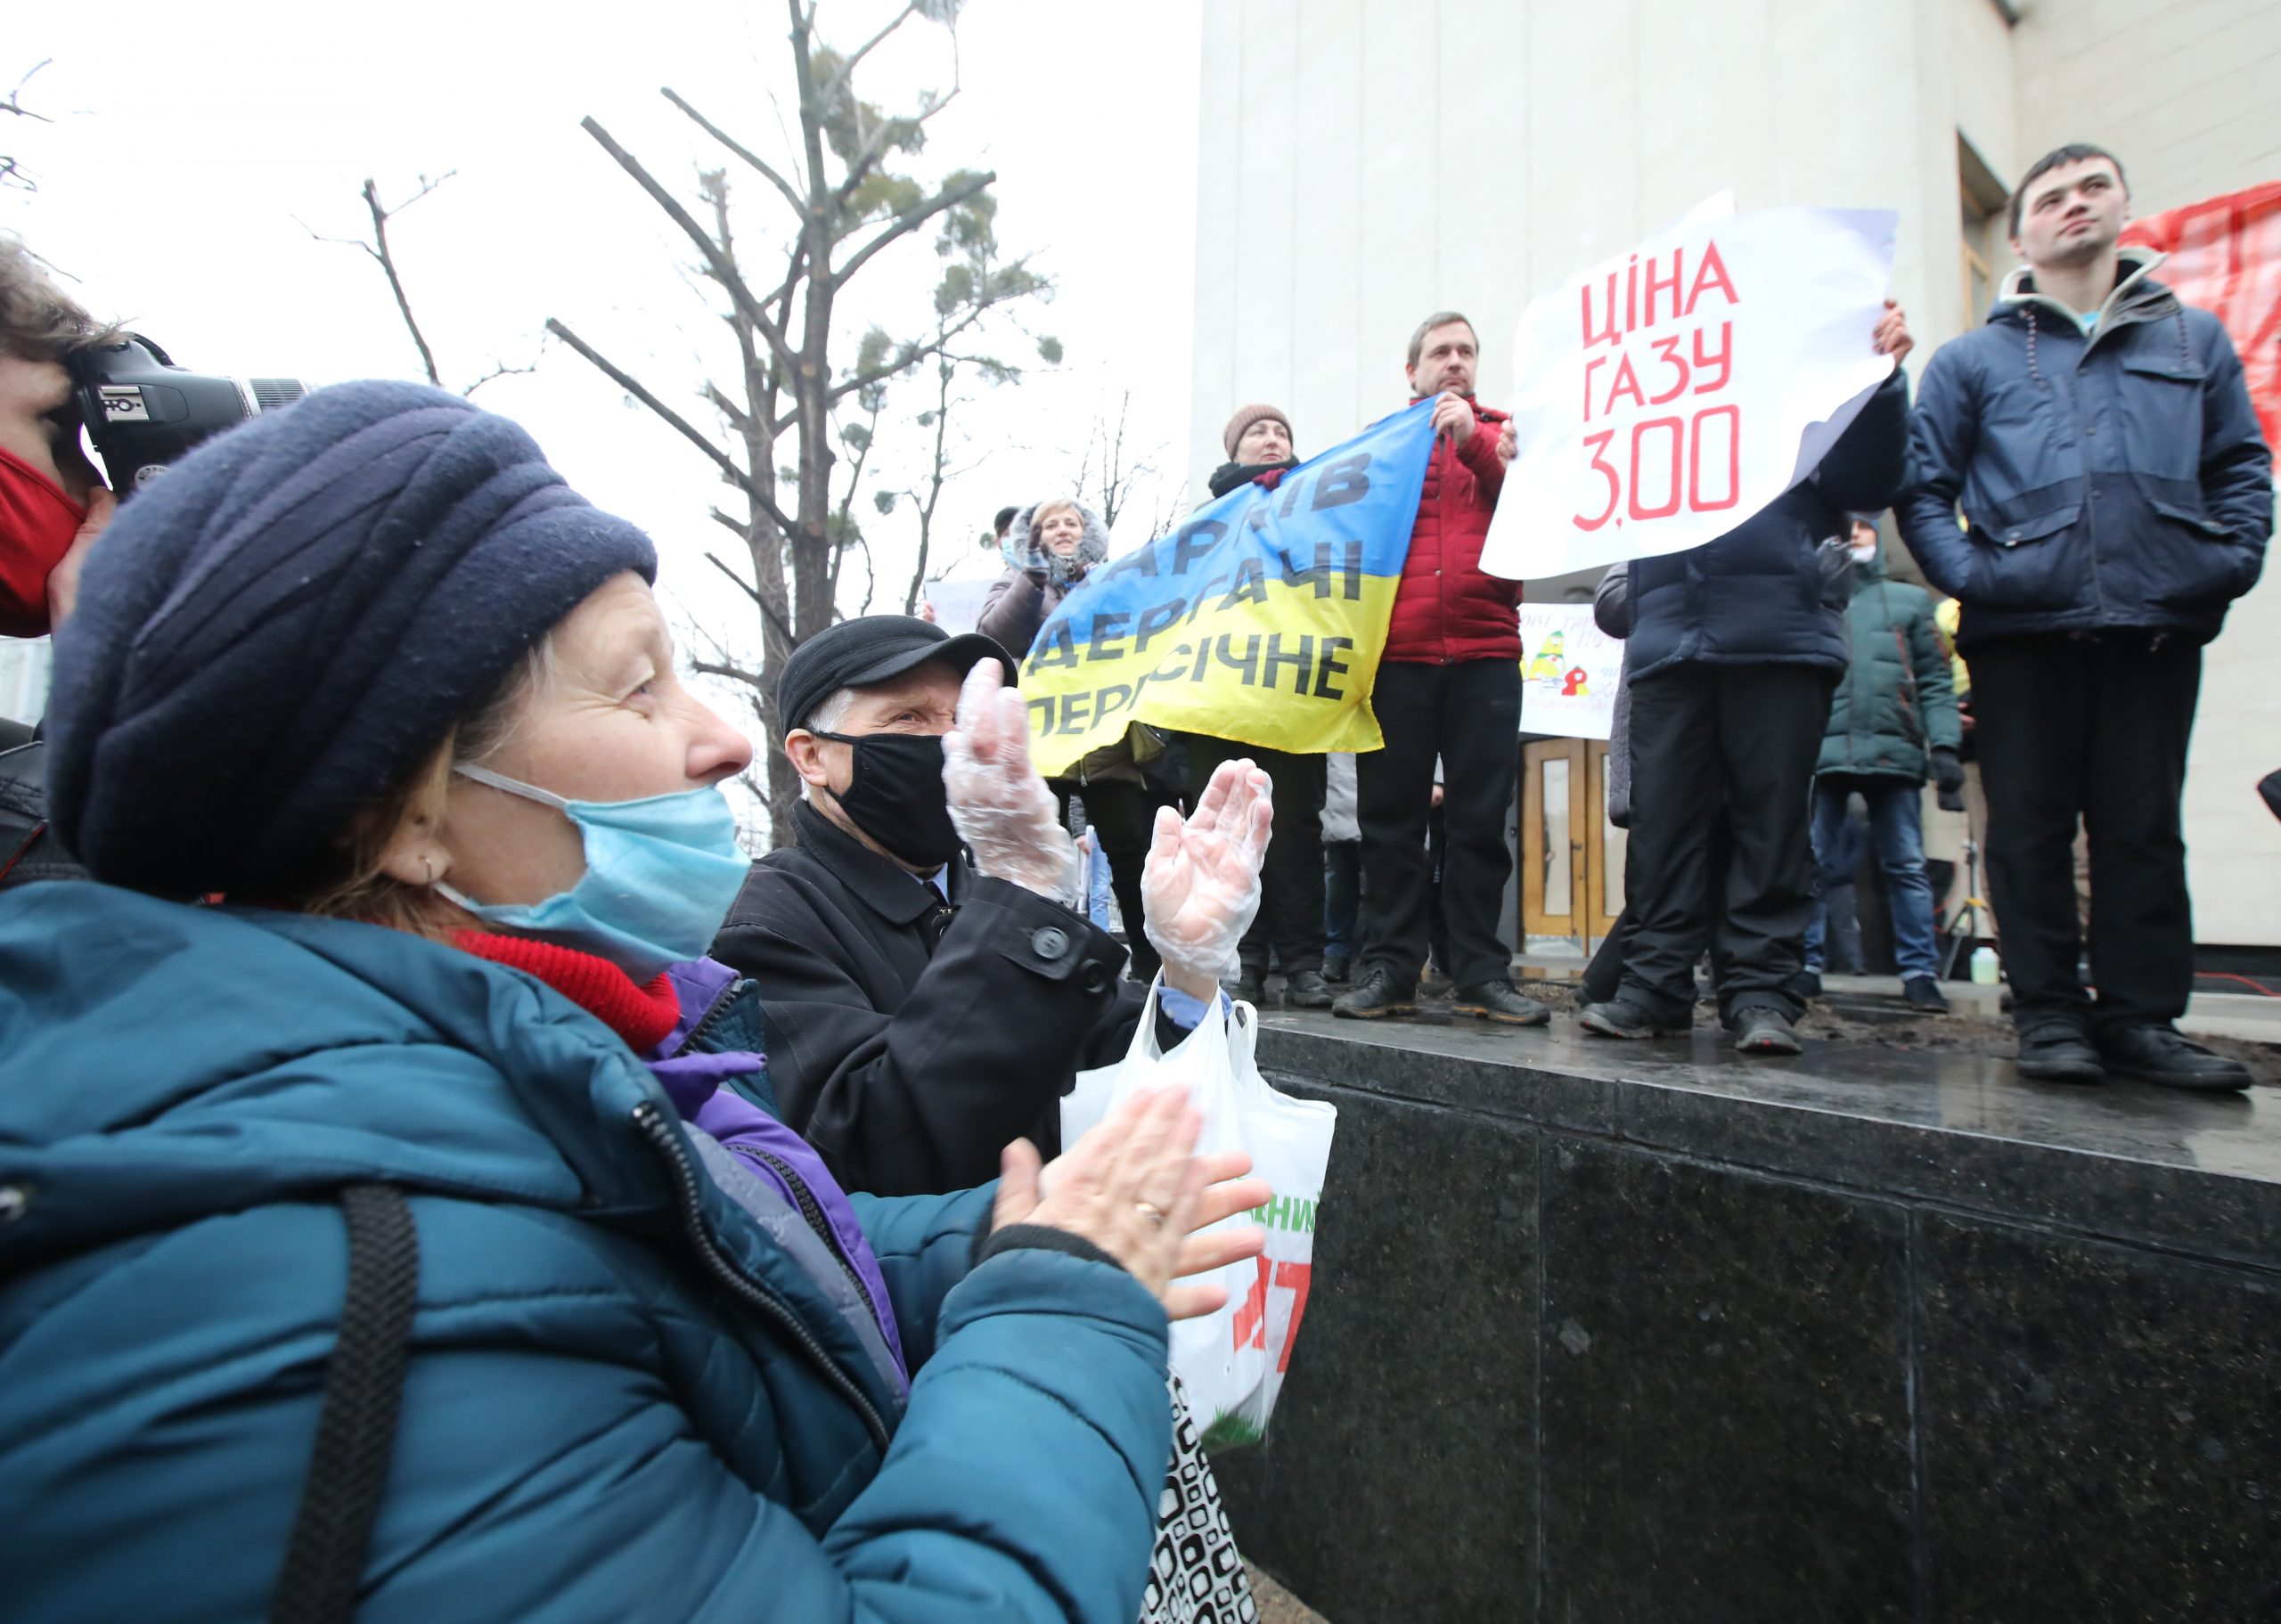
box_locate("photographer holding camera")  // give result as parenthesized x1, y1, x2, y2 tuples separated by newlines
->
(1, 239, 112, 887)
(2, 237, 306, 888)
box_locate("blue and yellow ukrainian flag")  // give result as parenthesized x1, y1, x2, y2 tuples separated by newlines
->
(1021, 401, 1438, 776)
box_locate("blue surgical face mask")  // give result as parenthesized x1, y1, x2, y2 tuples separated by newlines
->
(434, 762, 750, 981)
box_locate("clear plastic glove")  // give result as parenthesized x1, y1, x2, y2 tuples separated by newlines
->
(1141, 758, 1274, 983)
(941, 659, 1083, 904)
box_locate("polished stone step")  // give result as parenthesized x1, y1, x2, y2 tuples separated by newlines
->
(1214, 1013, 2281, 1622)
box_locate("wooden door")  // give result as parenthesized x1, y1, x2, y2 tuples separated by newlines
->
(1521, 739, 1589, 940)
(1585, 739, 1623, 940)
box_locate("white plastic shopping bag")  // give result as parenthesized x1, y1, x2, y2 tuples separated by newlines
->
(1063, 986, 1337, 1449)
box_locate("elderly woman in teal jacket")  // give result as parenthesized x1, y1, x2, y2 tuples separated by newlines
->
(0, 382, 1273, 1623)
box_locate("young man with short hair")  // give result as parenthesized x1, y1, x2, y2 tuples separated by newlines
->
(1899, 143, 2271, 1089)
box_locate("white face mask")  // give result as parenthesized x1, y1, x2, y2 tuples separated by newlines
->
(1850, 543, 1876, 564)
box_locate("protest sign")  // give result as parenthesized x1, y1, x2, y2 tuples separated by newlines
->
(923, 577, 995, 636)
(1517, 604, 1620, 740)
(1019, 404, 1439, 776)
(1483, 201, 1899, 580)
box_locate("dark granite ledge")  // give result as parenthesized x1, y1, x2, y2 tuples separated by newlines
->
(1255, 1012, 2281, 1269)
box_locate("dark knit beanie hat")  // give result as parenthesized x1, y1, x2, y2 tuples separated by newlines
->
(1222, 404, 1292, 460)
(45, 379, 657, 897)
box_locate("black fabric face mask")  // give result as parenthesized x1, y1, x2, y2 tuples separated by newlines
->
(814, 730, 963, 868)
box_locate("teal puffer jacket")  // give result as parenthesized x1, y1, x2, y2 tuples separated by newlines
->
(1816, 545, 1962, 782)
(0, 883, 1172, 1623)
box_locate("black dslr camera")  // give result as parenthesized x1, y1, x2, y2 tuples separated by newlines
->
(67, 334, 306, 495)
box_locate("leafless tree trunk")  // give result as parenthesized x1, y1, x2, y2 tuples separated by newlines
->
(545, 0, 1056, 845)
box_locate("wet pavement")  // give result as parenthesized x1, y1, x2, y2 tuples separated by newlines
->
(1253, 1003, 2280, 1212)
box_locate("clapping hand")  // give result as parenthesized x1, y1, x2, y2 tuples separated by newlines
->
(1141, 759, 1273, 995)
(942, 660, 1081, 902)
(992, 1086, 1271, 1320)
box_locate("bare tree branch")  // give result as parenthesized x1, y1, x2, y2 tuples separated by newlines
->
(460, 357, 537, 398)
(576, 115, 800, 375)
(544, 315, 797, 538)
(364, 175, 447, 388)
(832, 167, 993, 289)
(2, 59, 53, 120)
(825, 294, 995, 406)
(824, 7, 965, 209)
(704, 551, 799, 648)
(821, 3, 923, 110)
(706, 383, 753, 432)
(662, 88, 808, 216)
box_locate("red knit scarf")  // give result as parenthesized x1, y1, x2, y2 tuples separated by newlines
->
(454, 932, 681, 1052)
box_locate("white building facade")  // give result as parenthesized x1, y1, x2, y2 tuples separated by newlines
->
(1190, 0, 2281, 948)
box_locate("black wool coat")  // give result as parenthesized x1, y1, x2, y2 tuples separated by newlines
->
(711, 799, 1162, 1197)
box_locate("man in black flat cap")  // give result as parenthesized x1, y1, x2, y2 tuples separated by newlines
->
(712, 616, 1265, 1198)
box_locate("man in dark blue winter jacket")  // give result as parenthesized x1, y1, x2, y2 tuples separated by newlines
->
(1900, 143, 2271, 1091)
(1580, 304, 1916, 1057)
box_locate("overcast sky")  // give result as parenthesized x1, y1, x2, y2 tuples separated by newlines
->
(5, 0, 1203, 677)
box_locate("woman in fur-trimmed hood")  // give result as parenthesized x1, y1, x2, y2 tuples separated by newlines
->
(976, 496, 1111, 658)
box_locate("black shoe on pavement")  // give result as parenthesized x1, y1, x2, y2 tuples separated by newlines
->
(1286, 969, 1336, 1009)
(1786, 970, 1824, 1000)
(2015, 1024, 2105, 1084)
(1322, 955, 1351, 984)
(2097, 1024, 2252, 1092)
(1902, 975, 1950, 1015)
(1731, 1005, 1803, 1055)
(1579, 997, 1689, 1040)
(1332, 968, 1417, 1019)
(1452, 981, 1552, 1026)
(1233, 967, 1266, 1005)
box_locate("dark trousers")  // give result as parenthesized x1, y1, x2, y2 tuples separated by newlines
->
(1355, 660, 1519, 987)
(1323, 840, 1361, 960)
(1052, 778, 1158, 980)
(1619, 663, 1832, 1023)
(1968, 633, 2200, 1037)
(1185, 737, 1327, 975)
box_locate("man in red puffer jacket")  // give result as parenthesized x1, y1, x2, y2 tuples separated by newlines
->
(1335, 311, 1546, 1028)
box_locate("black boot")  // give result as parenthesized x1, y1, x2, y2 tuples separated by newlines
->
(1332, 967, 1417, 1019)
(2097, 1025, 2252, 1092)
(1285, 969, 1335, 1009)
(1579, 996, 1689, 1040)
(1232, 966, 1266, 1005)
(2015, 1024, 2105, 1084)
(1322, 955, 1351, 984)
(1730, 1005, 1803, 1056)
(1451, 981, 1551, 1026)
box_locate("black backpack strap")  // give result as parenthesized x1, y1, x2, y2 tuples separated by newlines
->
(271, 1184, 420, 1624)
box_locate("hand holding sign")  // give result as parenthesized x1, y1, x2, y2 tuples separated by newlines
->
(1429, 391, 1477, 447)
(943, 659, 1082, 904)
(1873, 298, 1914, 363)
(1140, 758, 1274, 986)
(1483, 200, 1900, 580)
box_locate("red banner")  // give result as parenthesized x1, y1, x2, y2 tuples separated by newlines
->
(2122, 181, 2281, 464)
